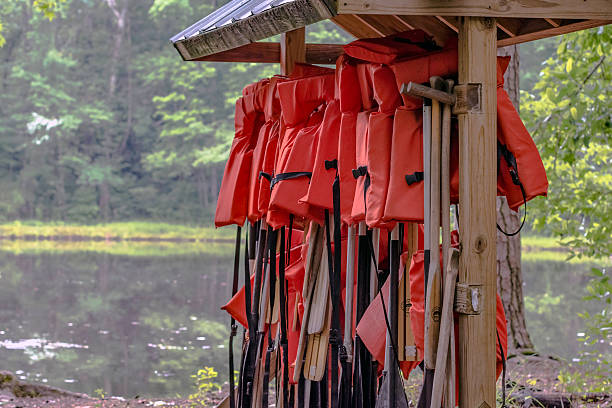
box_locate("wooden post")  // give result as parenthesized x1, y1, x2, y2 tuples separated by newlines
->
(457, 16, 497, 408)
(281, 28, 306, 76)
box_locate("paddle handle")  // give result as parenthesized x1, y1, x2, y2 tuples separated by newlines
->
(343, 226, 356, 357)
(425, 95, 442, 369)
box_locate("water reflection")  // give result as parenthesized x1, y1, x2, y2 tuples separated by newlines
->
(0, 242, 604, 397)
(523, 256, 603, 359)
(0, 246, 235, 397)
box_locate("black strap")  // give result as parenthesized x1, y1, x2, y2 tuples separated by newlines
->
(497, 142, 527, 237)
(497, 329, 507, 408)
(262, 230, 278, 407)
(259, 171, 272, 182)
(405, 171, 424, 185)
(278, 227, 289, 408)
(353, 233, 374, 408)
(270, 171, 312, 189)
(325, 159, 338, 170)
(352, 165, 368, 179)
(228, 226, 241, 408)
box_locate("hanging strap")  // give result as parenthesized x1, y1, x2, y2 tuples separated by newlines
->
(259, 171, 272, 182)
(278, 227, 290, 408)
(262, 230, 278, 407)
(496, 142, 527, 237)
(228, 226, 241, 408)
(270, 171, 312, 189)
(352, 166, 371, 219)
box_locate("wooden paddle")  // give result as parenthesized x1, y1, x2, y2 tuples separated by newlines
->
(400, 223, 418, 362)
(440, 79, 456, 408)
(430, 248, 460, 408)
(292, 223, 324, 383)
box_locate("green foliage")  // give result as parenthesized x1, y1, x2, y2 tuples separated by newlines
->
(522, 26, 611, 260)
(522, 27, 611, 390)
(189, 367, 221, 404)
(559, 267, 612, 393)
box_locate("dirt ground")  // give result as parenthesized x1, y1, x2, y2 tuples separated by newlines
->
(1, 355, 610, 408)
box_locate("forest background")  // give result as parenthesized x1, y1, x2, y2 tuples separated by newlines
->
(0, 0, 610, 398)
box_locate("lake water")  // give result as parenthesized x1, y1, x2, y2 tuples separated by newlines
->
(0, 240, 604, 397)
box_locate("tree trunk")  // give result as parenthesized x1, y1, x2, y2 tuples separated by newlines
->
(496, 45, 534, 351)
(99, 0, 128, 220)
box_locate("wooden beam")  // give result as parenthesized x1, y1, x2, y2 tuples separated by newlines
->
(337, 0, 612, 20)
(332, 14, 384, 38)
(457, 16, 497, 408)
(281, 28, 306, 75)
(193, 42, 344, 64)
(173, 0, 333, 60)
(497, 19, 611, 47)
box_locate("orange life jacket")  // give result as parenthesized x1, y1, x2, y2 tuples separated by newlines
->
(343, 29, 438, 65)
(337, 56, 361, 225)
(300, 99, 342, 213)
(390, 50, 548, 213)
(214, 84, 266, 227)
(247, 94, 272, 223)
(267, 73, 335, 229)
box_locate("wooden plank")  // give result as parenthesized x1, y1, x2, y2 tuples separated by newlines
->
(497, 19, 611, 47)
(194, 42, 343, 64)
(545, 18, 562, 27)
(281, 28, 306, 75)
(496, 17, 522, 37)
(337, 0, 612, 20)
(352, 15, 387, 36)
(396, 15, 456, 46)
(457, 16, 497, 408)
(173, 0, 334, 60)
(437, 15, 459, 33)
(331, 14, 384, 38)
(357, 14, 411, 35)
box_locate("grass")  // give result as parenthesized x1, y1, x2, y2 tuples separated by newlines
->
(0, 239, 234, 257)
(522, 234, 611, 265)
(0, 220, 234, 241)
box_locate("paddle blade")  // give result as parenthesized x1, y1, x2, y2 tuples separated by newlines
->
(375, 372, 409, 408)
(417, 368, 434, 408)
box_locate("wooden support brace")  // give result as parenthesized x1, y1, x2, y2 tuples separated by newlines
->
(281, 28, 306, 76)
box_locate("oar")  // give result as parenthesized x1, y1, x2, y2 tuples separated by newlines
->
(403, 223, 418, 362)
(420, 93, 433, 407)
(440, 79, 455, 408)
(339, 225, 355, 408)
(293, 223, 324, 383)
(430, 249, 460, 408)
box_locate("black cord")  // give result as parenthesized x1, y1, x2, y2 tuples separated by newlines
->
(496, 183, 527, 237)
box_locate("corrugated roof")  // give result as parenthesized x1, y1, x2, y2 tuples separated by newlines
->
(170, 0, 335, 60)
